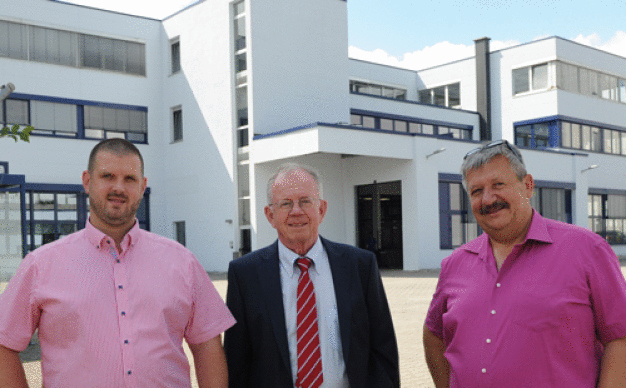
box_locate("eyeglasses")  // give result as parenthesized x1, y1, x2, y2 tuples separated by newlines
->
(270, 197, 319, 211)
(463, 139, 523, 161)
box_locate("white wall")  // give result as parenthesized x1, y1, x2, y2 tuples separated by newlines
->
(249, 0, 349, 134)
(161, 0, 237, 271)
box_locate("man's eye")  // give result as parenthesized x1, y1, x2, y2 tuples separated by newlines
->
(279, 201, 293, 209)
(300, 199, 312, 205)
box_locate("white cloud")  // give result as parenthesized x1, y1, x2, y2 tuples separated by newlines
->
(573, 31, 626, 58)
(349, 39, 519, 71)
(350, 31, 626, 70)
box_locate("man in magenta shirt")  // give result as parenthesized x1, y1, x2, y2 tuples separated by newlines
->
(0, 139, 235, 387)
(424, 140, 626, 387)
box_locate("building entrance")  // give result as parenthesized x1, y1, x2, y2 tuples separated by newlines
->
(356, 181, 402, 269)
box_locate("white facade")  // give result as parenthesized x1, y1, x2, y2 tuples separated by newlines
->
(2, 0, 626, 279)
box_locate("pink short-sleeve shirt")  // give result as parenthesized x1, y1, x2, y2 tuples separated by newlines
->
(0, 221, 235, 388)
(426, 211, 626, 387)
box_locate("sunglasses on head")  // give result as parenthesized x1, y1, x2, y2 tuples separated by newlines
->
(463, 140, 523, 161)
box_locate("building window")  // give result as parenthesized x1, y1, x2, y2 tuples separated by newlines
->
(514, 121, 556, 149)
(172, 107, 183, 142)
(418, 82, 461, 108)
(174, 221, 186, 246)
(589, 192, 626, 245)
(351, 110, 472, 139)
(555, 61, 626, 104)
(2, 94, 147, 143)
(170, 38, 180, 74)
(439, 180, 480, 249)
(0, 20, 146, 76)
(513, 63, 549, 95)
(350, 80, 406, 100)
(559, 119, 626, 155)
(84, 105, 147, 142)
(531, 187, 572, 224)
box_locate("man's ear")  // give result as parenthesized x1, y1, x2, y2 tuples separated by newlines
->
(81, 170, 91, 193)
(523, 174, 535, 199)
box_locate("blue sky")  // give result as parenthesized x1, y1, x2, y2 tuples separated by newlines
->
(63, 0, 626, 70)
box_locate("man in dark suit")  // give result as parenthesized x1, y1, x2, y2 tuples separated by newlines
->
(224, 163, 399, 388)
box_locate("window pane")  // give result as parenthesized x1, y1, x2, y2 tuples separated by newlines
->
(534, 123, 550, 147)
(532, 64, 548, 90)
(607, 195, 626, 218)
(516, 125, 532, 147)
(59, 30, 76, 66)
(234, 17, 246, 51)
(116, 108, 130, 131)
(591, 127, 602, 151)
(85, 128, 104, 138)
(557, 62, 578, 93)
(433, 86, 445, 106)
(173, 109, 183, 141)
(30, 25, 48, 63)
(561, 122, 571, 147)
(448, 83, 460, 107)
(5, 99, 29, 125)
(571, 123, 581, 149)
(380, 118, 393, 131)
(82, 35, 101, 68)
(621, 132, 626, 156)
(362, 116, 375, 129)
(604, 129, 613, 153)
(408, 122, 421, 133)
(581, 125, 591, 150)
(619, 79, 626, 103)
(419, 89, 431, 104)
(394, 120, 407, 132)
(171, 41, 180, 73)
(126, 42, 145, 75)
(422, 124, 434, 135)
(513, 67, 529, 94)
(8, 22, 28, 60)
(102, 108, 117, 130)
(236, 52, 246, 72)
(613, 131, 621, 154)
(31, 100, 55, 130)
(112, 40, 126, 72)
(350, 114, 362, 126)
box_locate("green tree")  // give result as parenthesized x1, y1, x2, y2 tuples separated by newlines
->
(1, 124, 33, 142)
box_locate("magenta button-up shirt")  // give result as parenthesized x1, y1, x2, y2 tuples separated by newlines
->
(0, 220, 235, 388)
(426, 211, 626, 387)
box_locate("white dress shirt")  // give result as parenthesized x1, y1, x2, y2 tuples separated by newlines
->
(278, 238, 350, 388)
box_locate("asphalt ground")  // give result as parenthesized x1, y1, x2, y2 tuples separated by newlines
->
(3, 262, 626, 387)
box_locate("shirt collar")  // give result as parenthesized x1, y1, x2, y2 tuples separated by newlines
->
(278, 237, 323, 277)
(462, 209, 553, 257)
(85, 218, 141, 252)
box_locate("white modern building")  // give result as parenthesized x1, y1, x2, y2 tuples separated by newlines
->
(2, 0, 626, 279)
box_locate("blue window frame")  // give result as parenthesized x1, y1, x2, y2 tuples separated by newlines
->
(2, 93, 148, 144)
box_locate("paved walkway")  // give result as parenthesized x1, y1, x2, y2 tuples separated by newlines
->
(4, 263, 626, 387)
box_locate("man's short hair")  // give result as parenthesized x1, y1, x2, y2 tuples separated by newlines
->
(88, 138, 144, 175)
(266, 163, 323, 204)
(461, 140, 527, 189)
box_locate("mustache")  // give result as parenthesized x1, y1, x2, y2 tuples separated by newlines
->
(479, 201, 509, 215)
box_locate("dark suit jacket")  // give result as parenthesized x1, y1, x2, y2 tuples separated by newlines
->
(224, 237, 399, 388)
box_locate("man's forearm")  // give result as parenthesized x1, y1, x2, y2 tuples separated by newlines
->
(423, 324, 450, 388)
(598, 336, 626, 388)
(189, 336, 228, 388)
(0, 345, 28, 388)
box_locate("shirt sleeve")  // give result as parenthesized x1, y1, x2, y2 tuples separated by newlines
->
(184, 254, 236, 345)
(424, 258, 449, 339)
(0, 253, 41, 351)
(586, 238, 626, 344)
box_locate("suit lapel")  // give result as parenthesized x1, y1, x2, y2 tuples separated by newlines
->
(323, 237, 353, 363)
(257, 242, 293, 378)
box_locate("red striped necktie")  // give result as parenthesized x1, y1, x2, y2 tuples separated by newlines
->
(295, 257, 323, 388)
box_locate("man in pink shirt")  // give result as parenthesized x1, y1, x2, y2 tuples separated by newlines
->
(0, 139, 235, 387)
(424, 140, 626, 387)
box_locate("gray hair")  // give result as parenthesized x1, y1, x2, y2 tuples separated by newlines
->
(461, 140, 527, 189)
(266, 163, 323, 204)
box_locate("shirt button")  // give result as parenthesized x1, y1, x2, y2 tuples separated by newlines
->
(491, 310, 496, 315)
(124, 339, 129, 344)
(486, 338, 491, 343)
(121, 311, 126, 316)
(496, 283, 501, 287)
(118, 285, 123, 290)
(127, 370, 132, 375)
(482, 368, 487, 374)
(116, 260, 120, 263)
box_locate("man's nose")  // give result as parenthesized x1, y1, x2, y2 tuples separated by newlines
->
(289, 201, 305, 214)
(481, 188, 497, 203)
